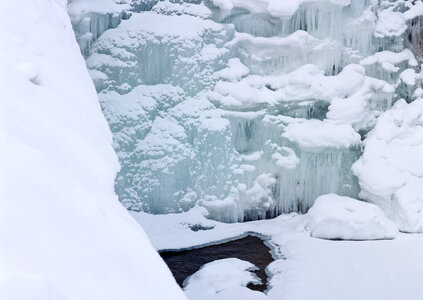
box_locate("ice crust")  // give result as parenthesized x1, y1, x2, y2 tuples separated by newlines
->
(71, 0, 423, 223)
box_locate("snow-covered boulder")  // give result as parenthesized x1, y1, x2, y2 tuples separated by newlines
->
(0, 1, 186, 299)
(183, 258, 264, 300)
(307, 194, 398, 240)
(353, 99, 423, 233)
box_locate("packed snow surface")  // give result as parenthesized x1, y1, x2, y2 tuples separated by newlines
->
(307, 194, 398, 240)
(133, 208, 423, 300)
(0, 0, 185, 299)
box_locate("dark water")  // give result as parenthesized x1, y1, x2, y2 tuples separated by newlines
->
(160, 235, 273, 292)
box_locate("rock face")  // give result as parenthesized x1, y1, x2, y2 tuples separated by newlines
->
(0, 0, 186, 299)
(72, 0, 423, 223)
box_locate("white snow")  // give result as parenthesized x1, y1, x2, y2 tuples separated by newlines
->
(152, 1, 213, 19)
(216, 58, 250, 82)
(200, 287, 269, 300)
(5, 0, 423, 298)
(68, 0, 130, 21)
(132, 208, 423, 300)
(213, 63, 368, 110)
(184, 258, 262, 300)
(399, 68, 421, 86)
(374, 8, 408, 38)
(353, 99, 423, 233)
(307, 194, 398, 240)
(327, 76, 395, 131)
(360, 49, 418, 70)
(0, 1, 185, 299)
(282, 120, 361, 149)
(112, 12, 223, 41)
(211, 0, 351, 18)
(267, 232, 423, 300)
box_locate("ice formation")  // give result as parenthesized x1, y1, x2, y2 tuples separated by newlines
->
(0, 0, 186, 299)
(70, 0, 423, 223)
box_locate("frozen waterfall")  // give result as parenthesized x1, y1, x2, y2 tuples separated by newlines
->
(69, 0, 423, 222)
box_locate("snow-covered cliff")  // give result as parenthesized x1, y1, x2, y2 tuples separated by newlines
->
(0, 0, 186, 299)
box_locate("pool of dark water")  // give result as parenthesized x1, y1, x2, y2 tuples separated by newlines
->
(160, 235, 274, 292)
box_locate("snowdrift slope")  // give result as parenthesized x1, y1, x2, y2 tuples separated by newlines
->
(0, 0, 186, 299)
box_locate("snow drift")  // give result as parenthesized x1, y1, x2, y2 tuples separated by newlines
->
(0, 0, 186, 299)
(307, 194, 398, 240)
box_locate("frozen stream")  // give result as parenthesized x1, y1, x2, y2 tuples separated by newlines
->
(160, 235, 274, 292)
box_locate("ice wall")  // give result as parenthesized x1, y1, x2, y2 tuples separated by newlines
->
(0, 0, 186, 299)
(73, 0, 423, 222)
(68, 0, 159, 56)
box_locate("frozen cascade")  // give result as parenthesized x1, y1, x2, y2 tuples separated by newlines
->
(71, 0, 423, 222)
(71, 12, 122, 56)
(68, 0, 159, 56)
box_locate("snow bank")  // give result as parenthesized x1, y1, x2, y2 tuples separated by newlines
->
(268, 232, 423, 300)
(353, 99, 423, 233)
(133, 207, 423, 300)
(183, 258, 263, 300)
(0, 1, 185, 299)
(307, 194, 398, 240)
(130, 207, 304, 251)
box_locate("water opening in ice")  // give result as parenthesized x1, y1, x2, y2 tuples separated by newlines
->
(187, 224, 215, 231)
(160, 235, 274, 292)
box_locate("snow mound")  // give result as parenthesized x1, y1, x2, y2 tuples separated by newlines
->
(184, 258, 262, 300)
(307, 194, 398, 240)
